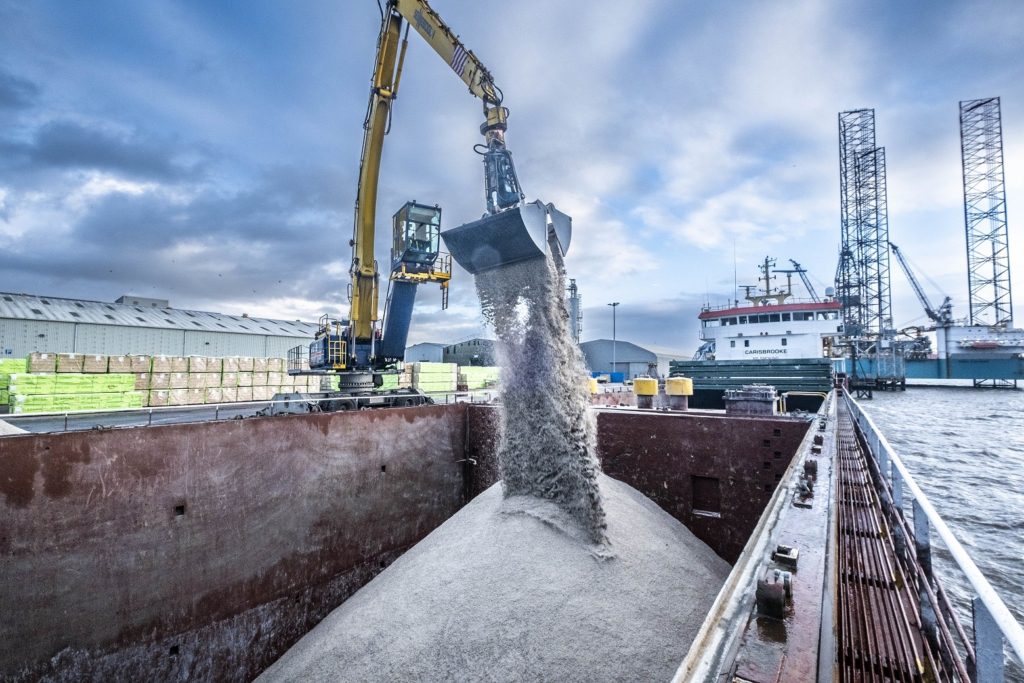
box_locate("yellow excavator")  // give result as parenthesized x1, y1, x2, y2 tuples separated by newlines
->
(283, 0, 571, 409)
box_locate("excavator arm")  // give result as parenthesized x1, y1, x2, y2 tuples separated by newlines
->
(348, 0, 527, 354)
(313, 0, 570, 385)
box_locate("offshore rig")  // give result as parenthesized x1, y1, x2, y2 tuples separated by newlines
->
(834, 100, 1023, 395)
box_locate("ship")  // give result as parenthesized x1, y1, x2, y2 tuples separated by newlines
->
(671, 257, 842, 411)
(3, 382, 1021, 680)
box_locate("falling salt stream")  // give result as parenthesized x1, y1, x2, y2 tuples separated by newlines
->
(475, 237, 607, 544)
(259, 237, 730, 682)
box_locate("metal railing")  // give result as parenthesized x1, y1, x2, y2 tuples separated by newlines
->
(2, 391, 499, 435)
(845, 393, 1024, 681)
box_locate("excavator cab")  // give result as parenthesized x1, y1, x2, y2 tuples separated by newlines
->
(391, 201, 442, 274)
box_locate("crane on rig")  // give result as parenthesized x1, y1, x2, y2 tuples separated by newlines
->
(280, 0, 571, 411)
(889, 242, 954, 326)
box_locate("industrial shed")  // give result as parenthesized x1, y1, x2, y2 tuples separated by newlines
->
(580, 339, 659, 378)
(404, 342, 446, 363)
(0, 292, 318, 359)
(443, 338, 496, 366)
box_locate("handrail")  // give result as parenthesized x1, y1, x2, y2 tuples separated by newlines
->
(845, 393, 1024, 670)
(1, 390, 499, 433)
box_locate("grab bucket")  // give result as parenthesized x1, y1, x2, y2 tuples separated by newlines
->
(441, 200, 571, 275)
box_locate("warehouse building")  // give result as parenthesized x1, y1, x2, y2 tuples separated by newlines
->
(580, 339, 659, 379)
(443, 338, 496, 366)
(404, 342, 445, 363)
(0, 292, 318, 359)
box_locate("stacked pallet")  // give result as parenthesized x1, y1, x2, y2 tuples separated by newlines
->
(7, 372, 144, 414)
(4, 352, 321, 413)
(0, 357, 29, 407)
(458, 366, 500, 390)
(146, 355, 318, 406)
(411, 362, 458, 393)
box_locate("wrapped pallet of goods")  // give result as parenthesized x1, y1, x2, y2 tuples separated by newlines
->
(0, 359, 28, 406)
(82, 355, 108, 373)
(236, 386, 253, 402)
(412, 362, 457, 393)
(169, 356, 189, 373)
(252, 371, 269, 387)
(237, 357, 255, 372)
(253, 357, 269, 373)
(457, 365, 501, 390)
(223, 357, 240, 373)
(149, 373, 170, 390)
(10, 394, 54, 414)
(204, 373, 221, 388)
(8, 373, 56, 395)
(151, 355, 173, 373)
(221, 387, 238, 402)
(237, 372, 253, 387)
(107, 355, 132, 373)
(186, 388, 205, 405)
(149, 390, 170, 407)
(27, 352, 56, 373)
(129, 355, 152, 372)
(7, 372, 141, 413)
(133, 372, 150, 390)
(168, 389, 188, 406)
(204, 387, 223, 404)
(221, 372, 238, 388)
(56, 353, 85, 373)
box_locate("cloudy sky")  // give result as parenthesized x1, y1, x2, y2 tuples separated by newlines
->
(1, 1, 1022, 353)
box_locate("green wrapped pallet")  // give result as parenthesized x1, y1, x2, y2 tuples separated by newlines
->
(8, 374, 57, 395)
(124, 391, 146, 408)
(9, 394, 54, 413)
(53, 374, 97, 393)
(94, 374, 136, 393)
(0, 358, 28, 374)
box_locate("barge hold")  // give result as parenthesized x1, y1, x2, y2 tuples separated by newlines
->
(2, 394, 1023, 680)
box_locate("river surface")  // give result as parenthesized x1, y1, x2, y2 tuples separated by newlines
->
(860, 386, 1024, 677)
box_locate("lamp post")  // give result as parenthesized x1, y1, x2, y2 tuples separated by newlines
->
(607, 302, 619, 378)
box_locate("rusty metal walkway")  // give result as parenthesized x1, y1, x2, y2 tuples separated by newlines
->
(837, 400, 972, 682)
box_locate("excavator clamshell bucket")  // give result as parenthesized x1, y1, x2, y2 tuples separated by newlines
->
(441, 200, 571, 275)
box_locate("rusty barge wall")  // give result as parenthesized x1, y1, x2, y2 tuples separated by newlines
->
(1, 404, 809, 682)
(1, 405, 468, 682)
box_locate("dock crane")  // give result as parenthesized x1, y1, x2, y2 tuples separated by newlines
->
(888, 242, 953, 326)
(281, 0, 571, 410)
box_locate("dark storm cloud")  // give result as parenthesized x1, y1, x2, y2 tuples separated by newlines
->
(70, 163, 348, 247)
(0, 69, 38, 109)
(0, 120, 203, 181)
(0, 162, 352, 306)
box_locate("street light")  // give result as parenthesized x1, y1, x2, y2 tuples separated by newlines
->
(607, 302, 619, 378)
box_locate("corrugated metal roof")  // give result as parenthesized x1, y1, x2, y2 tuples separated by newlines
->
(0, 291, 319, 337)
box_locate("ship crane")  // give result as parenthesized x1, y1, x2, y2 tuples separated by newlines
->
(773, 260, 820, 302)
(888, 242, 953, 326)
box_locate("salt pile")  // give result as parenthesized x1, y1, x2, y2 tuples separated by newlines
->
(258, 475, 730, 682)
(259, 235, 730, 681)
(0, 420, 26, 435)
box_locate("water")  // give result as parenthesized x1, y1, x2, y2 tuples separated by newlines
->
(860, 386, 1024, 674)
(475, 240, 606, 544)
